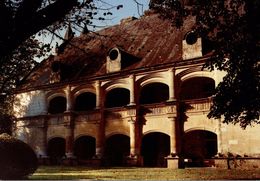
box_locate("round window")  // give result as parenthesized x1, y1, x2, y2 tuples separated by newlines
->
(185, 31, 198, 45)
(109, 49, 119, 60)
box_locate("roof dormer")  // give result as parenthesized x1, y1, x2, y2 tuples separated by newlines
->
(106, 47, 141, 73)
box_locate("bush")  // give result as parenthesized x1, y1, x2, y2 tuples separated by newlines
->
(0, 133, 38, 179)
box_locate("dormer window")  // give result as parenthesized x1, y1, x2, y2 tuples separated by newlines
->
(106, 47, 141, 73)
(182, 31, 202, 60)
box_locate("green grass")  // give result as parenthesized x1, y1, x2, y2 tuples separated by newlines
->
(30, 166, 260, 180)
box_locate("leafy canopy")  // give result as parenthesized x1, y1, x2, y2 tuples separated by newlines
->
(150, 0, 260, 128)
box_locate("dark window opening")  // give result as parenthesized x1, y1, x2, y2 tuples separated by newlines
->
(47, 137, 65, 165)
(48, 96, 66, 114)
(105, 88, 130, 108)
(74, 136, 96, 160)
(109, 49, 119, 60)
(74, 92, 96, 111)
(183, 130, 217, 167)
(140, 83, 169, 104)
(141, 132, 170, 167)
(104, 134, 130, 166)
(180, 77, 215, 100)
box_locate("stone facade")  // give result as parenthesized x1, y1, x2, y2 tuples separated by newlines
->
(13, 11, 260, 168)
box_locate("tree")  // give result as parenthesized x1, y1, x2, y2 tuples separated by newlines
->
(0, 0, 123, 59)
(0, 0, 124, 133)
(150, 0, 260, 128)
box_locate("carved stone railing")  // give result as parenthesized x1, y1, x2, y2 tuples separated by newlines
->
(105, 106, 136, 120)
(76, 110, 101, 123)
(142, 103, 177, 117)
(48, 114, 65, 125)
(185, 98, 212, 113)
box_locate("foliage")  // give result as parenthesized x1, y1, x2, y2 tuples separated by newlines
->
(0, 0, 123, 58)
(0, 113, 15, 135)
(150, 0, 260, 128)
(0, 37, 50, 133)
(0, 133, 38, 179)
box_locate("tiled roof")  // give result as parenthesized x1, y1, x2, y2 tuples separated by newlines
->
(19, 11, 196, 89)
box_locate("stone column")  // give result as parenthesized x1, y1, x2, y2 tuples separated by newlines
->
(169, 116, 178, 155)
(42, 91, 48, 115)
(166, 116, 180, 168)
(168, 68, 176, 102)
(96, 122, 105, 158)
(38, 118, 48, 158)
(129, 74, 136, 105)
(95, 80, 101, 109)
(129, 117, 138, 156)
(65, 86, 73, 112)
(65, 114, 75, 158)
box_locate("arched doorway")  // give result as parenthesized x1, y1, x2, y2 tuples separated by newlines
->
(105, 88, 130, 108)
(140, 83, 169, 104)
(48, 96, 67, 114)
(74, 92, 96, 111)
(141, 132, 170, 167)
(47, 137, 66, 165)
(104, 134, 130, 166)
(74, 136, 96, 160)
(180, 77, 215, 100)
(183, 130, 217, 167)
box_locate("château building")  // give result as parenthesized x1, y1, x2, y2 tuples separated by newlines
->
(13, 9, 260, 168)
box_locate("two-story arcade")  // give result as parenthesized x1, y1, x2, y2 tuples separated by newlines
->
(13, 10, 260, 168)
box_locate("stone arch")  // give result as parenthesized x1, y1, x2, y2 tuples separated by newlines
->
(183, 129, 218, 167)
(139, 82, 169, 104)
(177, 69, 215, 82)
(104, 134, 130, 166)
(141, 132, 170, 167)
(137, 73, 168, 87)
(179, 76, 215, 100)
(103, 79, 130, 92)
(46, 91, 66, 102)
(73, 87, 96, 98)
(73, 135, 96, 160)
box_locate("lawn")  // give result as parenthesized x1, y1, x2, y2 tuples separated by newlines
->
(30, 166, 260, 180)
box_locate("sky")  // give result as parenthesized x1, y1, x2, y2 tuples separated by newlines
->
(97, 0, 150, 26)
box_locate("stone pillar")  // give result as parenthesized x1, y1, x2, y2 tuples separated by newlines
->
(168, 68, 176, 102)
(38, 118, 48, 157)
(65, 85, 73, 112)
(169, 116, 178, 155)
(127, 115, 142, 166)
(129, 74, 136, 105)
(38, 118, 49, 165)
(42, 91, 48, 114)
(64, 114, 75, 158)
(166, 116, 179, 168)
(95, 80, 101, 109)
(96, 120, 105, 158)
(129, 117, 138, 156)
